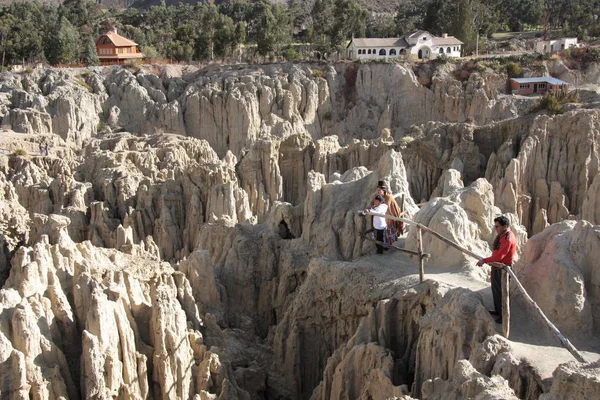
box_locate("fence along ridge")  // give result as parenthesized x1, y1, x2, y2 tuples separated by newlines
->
(359, 210, 589, 363)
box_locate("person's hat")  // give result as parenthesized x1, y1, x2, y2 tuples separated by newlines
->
(377, 180, 387, 188)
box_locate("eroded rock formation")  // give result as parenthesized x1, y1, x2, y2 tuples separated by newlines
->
(1, 60, 599, 400)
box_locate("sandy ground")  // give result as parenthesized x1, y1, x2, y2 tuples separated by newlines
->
(353, 238, 600, 387)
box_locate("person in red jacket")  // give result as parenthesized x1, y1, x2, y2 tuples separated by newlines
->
(476, 216, 517, 324)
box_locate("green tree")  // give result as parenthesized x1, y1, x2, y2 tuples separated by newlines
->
(214, 15, 235, 59)
(310, 0, 335, 52)
(47, 16, 80, 64)
(563, 0, 594, 38)
(366, 13, 397, 38)
(0, 14, 16, 67)
(331, 0, 367, 50)
(254, 2, 290, 58)
(82, 35, 99, 65)
(234, 21, 246, 47)
(499, 0, 542, 31)
(395, 0, 430, 34)
(434, 0, 498, 55)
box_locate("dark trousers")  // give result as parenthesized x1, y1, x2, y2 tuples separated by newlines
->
(491, 268, 502, 315)
(375, 229, 385, 254)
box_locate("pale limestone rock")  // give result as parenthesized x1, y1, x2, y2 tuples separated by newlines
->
(302, 149, 417, 261)
(178, 250, 220, 312)
(581, 173, 600, 225)
(421, 360, 518, 400)
(404, 122, 481, 202)
(413, 289, 497, 396)
(514, 220, 600, 336)
(430, 168, 464, 199)
(486, 110, 600, 234)
(7, 109, 53, 134)
(540, 360, 600, 400)
(469, 335, 544, 399)
(313, 281, 442, 400)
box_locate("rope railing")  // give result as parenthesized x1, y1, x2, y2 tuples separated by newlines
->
(358, 210, 589, 363)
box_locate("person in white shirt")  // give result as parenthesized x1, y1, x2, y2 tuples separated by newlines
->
(365, 195, 388, 254)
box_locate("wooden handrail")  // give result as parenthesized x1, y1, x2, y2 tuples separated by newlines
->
(358, 210, 589, 363)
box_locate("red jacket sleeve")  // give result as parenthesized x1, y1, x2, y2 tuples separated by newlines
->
(483, 232, 512, 263)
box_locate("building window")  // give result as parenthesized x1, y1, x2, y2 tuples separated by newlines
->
(447, 47, 451, 53)
(538, 83, 546, 88)
(422, 37, 427, 41)
(379, 49, 386, 55)
(561, 44, 565, 50)
(127, 48, 132, 53)
(367, 49, 371, 54)
(390, 49, 397, 56)
(520, 84, 529, 89)
(439, 48, 444, 54)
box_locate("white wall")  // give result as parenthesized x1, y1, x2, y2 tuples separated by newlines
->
(535, 38, 578, 53)
(432, 45, 462, 58)
(348, 44, 407, 60)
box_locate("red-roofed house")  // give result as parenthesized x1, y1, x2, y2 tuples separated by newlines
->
(96, 29, 144, 65)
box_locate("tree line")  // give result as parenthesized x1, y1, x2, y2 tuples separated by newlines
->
(0, 0, 599, 67)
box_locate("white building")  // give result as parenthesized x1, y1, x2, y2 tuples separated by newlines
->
(347, 30, 463, 60)
(535, 38, 578, 53)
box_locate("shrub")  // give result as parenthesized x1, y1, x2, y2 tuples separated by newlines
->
(398, 136, 415, 147)
(322, 110, 332, 120)
(76, 77, 93, 92)
(435, 54, 449, 65)
(536, 93, 562, 114)
(123, 59, 142, 73)
(12, 149, 27, 156)
(529, 91, 578, 115)
(506, 62, 522, 78)
(284, 47, 299, 62)
(312, 69, 324, 79)
(25, 67, 34, 74)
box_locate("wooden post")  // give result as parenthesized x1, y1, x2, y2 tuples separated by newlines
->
(502, 269, 510, 338)
(417, 226, 424, 283)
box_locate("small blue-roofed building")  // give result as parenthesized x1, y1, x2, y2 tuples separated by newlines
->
(510, 77, 569, 96)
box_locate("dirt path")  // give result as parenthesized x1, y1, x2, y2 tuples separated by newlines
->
(354, 242, 600, 385)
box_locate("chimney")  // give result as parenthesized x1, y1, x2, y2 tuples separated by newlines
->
(442, 33, 448, 38)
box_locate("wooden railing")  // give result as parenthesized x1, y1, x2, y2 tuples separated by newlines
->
(359, 210, 589, 363)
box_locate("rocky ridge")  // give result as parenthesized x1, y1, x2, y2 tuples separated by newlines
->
(1, 61, 600, 399)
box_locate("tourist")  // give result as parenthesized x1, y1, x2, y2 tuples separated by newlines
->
(476, 216, 517, 324)
(39, 143, 44, 155)
(44, 143, 49, 156)
(375, 181, 404, 244)
(364, 195, 388, 254)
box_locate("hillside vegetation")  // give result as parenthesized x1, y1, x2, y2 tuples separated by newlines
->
(0, 0, 597, 66)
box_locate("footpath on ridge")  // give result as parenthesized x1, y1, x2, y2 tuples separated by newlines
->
(353, 237, 600, 386)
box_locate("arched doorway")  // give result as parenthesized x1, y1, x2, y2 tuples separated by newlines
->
(418, 47, 431, 59)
